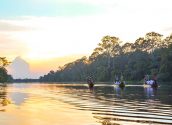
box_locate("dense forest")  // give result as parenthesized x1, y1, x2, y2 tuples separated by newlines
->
(40, 32, 172, 83)
(0, 57, 13, 83)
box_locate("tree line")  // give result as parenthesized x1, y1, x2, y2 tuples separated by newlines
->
(39, 32, 172, 82)
(0, 57, 13, 83)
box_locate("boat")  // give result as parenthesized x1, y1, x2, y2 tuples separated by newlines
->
(143, 74, 158, 88)
(88, 82, 94, 88)
(87, 77, 94, 88)
(113, 74, 126, 88)
(114, 81, 125, 88)
(144, 80, 158, 88)
(144, 84, 158, 88)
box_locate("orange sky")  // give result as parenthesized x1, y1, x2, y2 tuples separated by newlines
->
(7, 55, 86, 78)
(29, 55, 86, 75)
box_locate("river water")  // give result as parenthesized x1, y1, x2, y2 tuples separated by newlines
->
(0, 83, 172, 125)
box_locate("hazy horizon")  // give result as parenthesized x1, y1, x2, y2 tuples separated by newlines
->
(7, 54, 86, 79)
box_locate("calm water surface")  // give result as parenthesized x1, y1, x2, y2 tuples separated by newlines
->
(0, 83, 172, 125)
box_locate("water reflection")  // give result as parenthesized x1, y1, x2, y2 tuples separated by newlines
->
(0, 83, 172, 125)
(9, 92, 28, 105)
(0, 84, 8, 111)
(60, 84, 172, 125)
(0, 84, 7, 99)
(144, 86, 157, 98)
(113, 86, 125, 97)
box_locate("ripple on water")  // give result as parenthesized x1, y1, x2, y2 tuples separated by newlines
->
(1, 83, 172, 125)
(50, 84, 172, 125)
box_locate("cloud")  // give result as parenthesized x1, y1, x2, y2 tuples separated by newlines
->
(0, 33, 29, 59)
(8, 56, 31, 79)
(163, 27, 172, 32)
(0, 21, 28, 31)
(1, 12, 172, 62)
(1, 0, 172, 78)
(0, 20, 37, 32)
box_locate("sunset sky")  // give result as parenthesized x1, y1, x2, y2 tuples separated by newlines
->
(0, 0, 172, 78)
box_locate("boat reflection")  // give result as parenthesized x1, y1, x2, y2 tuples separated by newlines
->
(113, 85, 125, 97)
(144, 86, 157, 98)
(88, 86, 94, 93)
(0, 83, 171, 125)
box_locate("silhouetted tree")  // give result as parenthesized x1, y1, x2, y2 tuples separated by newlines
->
(39, 32, 172, 83)
(0, 57, 13, 83)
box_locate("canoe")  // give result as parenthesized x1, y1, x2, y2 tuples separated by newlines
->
(143, 83, 158, 88)
(88, 83, 94, 88)
(114, 81, 125, 88)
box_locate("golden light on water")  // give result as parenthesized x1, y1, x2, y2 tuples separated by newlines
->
(3, 84, 97, 125)
(0, 83, 172, 125)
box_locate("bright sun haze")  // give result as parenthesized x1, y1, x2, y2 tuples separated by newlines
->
(0, 0, 172, 78)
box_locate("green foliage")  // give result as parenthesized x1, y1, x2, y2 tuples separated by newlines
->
(0, 67, 8, 83)
(40, 32, 172, 82)
(0, 57, 13, 83)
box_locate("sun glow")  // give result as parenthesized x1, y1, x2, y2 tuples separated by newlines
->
(1, 0, 172, 78)
(7, 16, 99, 60)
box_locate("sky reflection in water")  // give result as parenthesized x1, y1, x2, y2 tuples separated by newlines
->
(0, 83, 172, 125)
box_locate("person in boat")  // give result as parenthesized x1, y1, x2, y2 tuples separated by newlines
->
(87, 76, 94, 87)
(144, 75, 149, 84)
(114, 75, 120, 85)
(114, 74, 125, 88)
(144, 75, 147, 84)
(144, 74, 157, 87)
(120, 75, 125, 86)
(152, 74, 157, 83)
(87, 76, 92, 84)
(152, 74, 158, 87)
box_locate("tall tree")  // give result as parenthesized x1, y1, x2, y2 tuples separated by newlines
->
(0, 57, 12, 83)
(40, 32, 172, 83)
